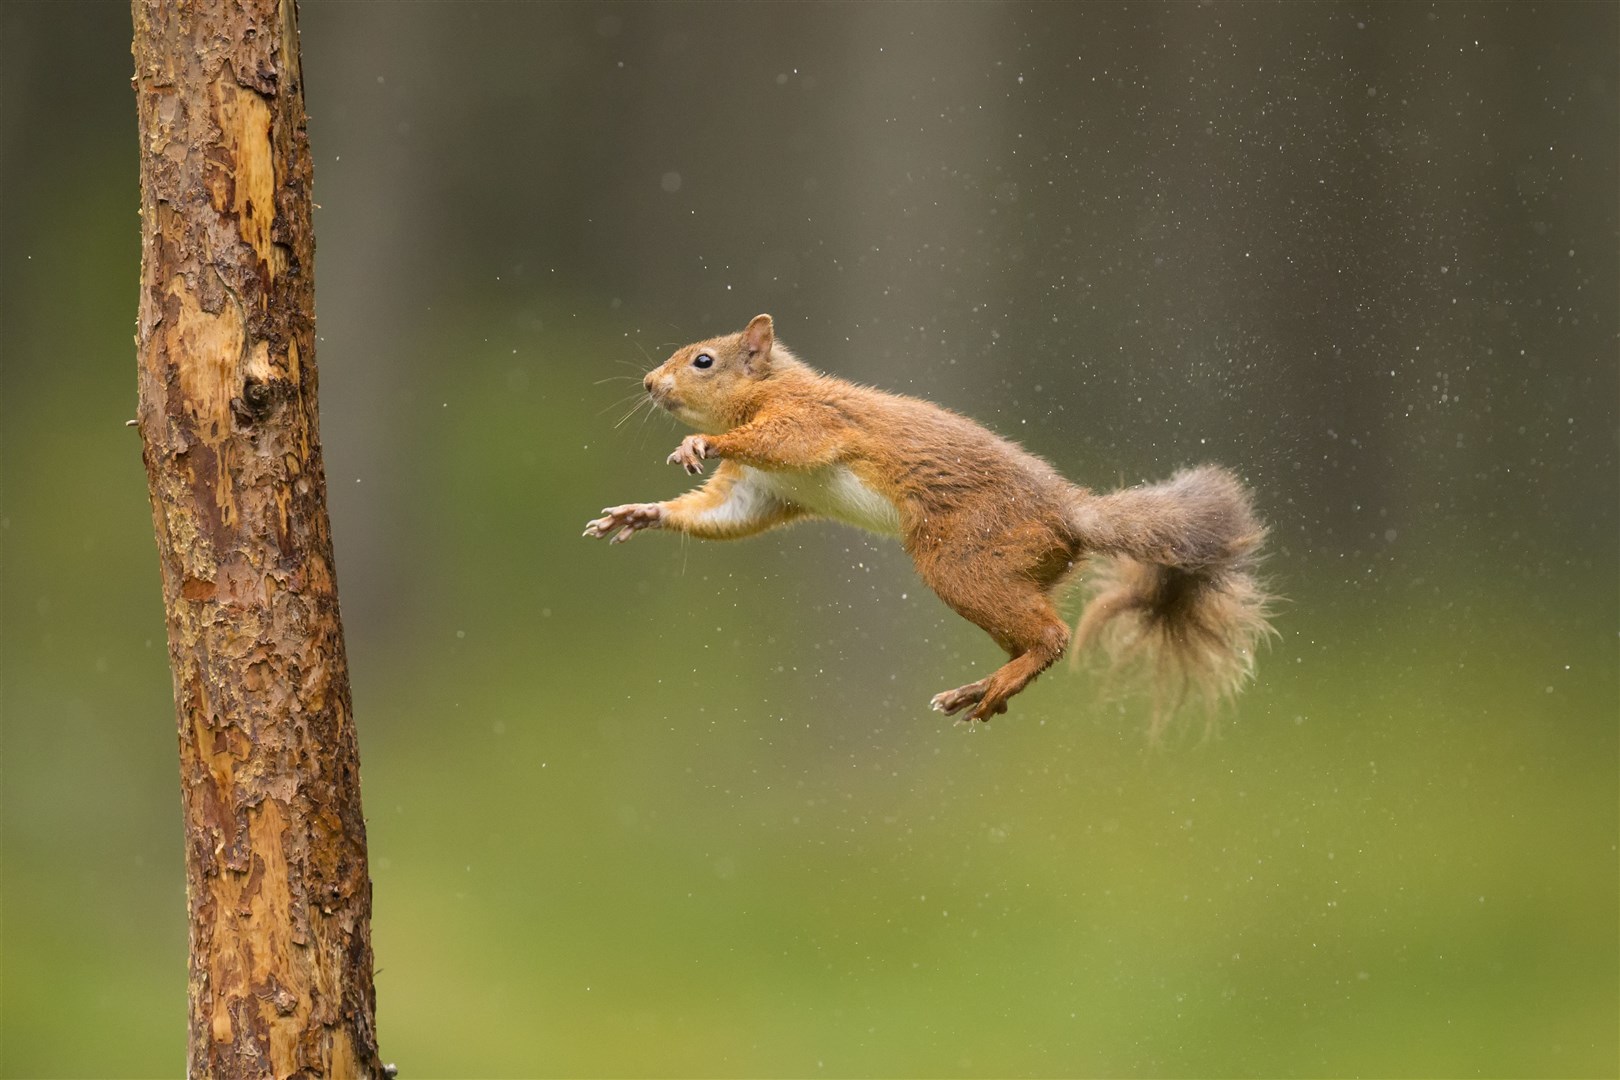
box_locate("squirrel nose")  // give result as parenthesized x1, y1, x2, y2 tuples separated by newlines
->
(643, 373, 655, 392)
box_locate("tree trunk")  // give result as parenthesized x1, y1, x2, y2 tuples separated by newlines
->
(131, 1, 382, 1075)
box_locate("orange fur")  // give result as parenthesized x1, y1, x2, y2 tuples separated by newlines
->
(585, 315, 1275, 726)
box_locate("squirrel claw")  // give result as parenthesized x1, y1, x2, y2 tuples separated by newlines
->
(667, 435, 710, 474)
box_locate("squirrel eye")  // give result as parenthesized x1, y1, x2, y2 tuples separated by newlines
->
(693, 353, 714, 369)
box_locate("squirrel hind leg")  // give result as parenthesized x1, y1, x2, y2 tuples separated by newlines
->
(922, 569, 1071, 723)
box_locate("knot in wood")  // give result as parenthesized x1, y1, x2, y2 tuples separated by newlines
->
(232, 376, 280, 426)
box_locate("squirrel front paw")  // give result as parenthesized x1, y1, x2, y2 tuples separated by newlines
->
(666, 435, 712, 474)
(583, 503, 664, 544)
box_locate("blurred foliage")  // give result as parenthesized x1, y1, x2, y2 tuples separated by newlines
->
(1, 3, 1615, 1077)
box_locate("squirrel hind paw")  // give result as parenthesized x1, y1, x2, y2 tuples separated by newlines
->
(930, 679, 989, 716)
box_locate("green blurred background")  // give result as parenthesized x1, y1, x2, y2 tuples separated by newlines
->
(2, 2, 1616, 1076)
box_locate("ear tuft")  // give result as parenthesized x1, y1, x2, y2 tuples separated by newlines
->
(743, 314, 774, 374)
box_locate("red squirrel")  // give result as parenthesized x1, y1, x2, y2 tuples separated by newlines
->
(585, 315, 1273, 725)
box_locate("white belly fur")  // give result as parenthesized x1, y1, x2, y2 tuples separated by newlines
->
(752, 464, 902, 536)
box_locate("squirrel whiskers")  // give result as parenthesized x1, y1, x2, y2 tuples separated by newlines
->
(585, 314, 1275, 727)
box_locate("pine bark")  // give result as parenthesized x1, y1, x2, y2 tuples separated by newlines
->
(131, 1, 382, 1075)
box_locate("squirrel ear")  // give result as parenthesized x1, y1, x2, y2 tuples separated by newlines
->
(742, 314, 774, 373)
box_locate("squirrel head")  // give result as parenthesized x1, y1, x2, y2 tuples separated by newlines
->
(644, 314, 779, 432)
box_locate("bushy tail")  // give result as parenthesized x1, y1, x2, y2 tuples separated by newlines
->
(1068, 465, 1275, 731)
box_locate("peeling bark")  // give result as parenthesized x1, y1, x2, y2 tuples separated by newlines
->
(131, 1, 381, 1075)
